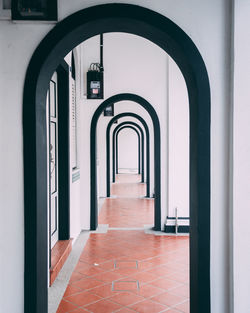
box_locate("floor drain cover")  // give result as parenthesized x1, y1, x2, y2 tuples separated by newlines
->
(112, 280, 140, 291)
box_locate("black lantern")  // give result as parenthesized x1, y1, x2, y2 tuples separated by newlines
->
(87, 63, 104, 100)
(104, 104, 114, 117)
(11, 0, 57, 20)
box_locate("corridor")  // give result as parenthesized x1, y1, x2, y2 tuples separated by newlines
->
(56, 174, 189, 313)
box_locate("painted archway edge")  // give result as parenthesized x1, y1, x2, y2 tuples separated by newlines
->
(23, 4, 210, 313)
(106, 112, 152, 199)
(115, 125, 141, 177)
(113, 121, 146, 183)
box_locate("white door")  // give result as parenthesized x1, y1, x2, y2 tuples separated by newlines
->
(49, 73, 59, 248)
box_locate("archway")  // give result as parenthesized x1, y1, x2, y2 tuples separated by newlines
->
(107, 114, 151, 197)
(113, 121, 146, 183)
(91, 103, 159, 230)
(23, 4, 211, 313)
(115, 126, 141, 175)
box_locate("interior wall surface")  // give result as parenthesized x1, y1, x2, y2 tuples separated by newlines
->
(0, 1, 232, 313)
(168, 57, 189, 219)
(117, 128, 138, 171)
(233, 1, 250, 312)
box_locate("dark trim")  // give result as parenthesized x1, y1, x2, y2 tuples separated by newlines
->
(57, 62, 70, 240)
(112, 121, 146, 183)
(113, 122, 145, 182)
(167, 216, 190, 220)
(71, 53, 76, 80)
(116, 126, 141, 175)
(102, 108, 158, 205)
(23, 4, 210, 313)
(11, 0, 58, 21)
(164, 225, 190, 233)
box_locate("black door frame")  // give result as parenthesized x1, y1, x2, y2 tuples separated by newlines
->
(48, 62, 70, 266)
(115, 126, 141, 176)
(23, 4, 210, 313)
(113, 121, 146, 183)
(57, 62, 71, 242)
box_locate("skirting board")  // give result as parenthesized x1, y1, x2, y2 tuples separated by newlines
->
(164, 225, 190, 233)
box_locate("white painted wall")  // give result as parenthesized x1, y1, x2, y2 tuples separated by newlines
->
(118, 128, 138, 171)
(233, 1, 250, 312)
(0, 1, 235, 312)
(168, 57, 189, 219)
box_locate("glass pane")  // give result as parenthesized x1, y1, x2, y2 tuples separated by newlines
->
(50, 122, 57, 193)
(50, 80, 56, 118)
(50, 196, 57, 235)
(18, 0, 47, 16)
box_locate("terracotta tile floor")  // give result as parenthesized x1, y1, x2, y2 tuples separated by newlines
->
(56, 175, 189, 313)
(111, 174, 146, 198)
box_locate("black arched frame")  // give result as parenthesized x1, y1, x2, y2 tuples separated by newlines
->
(23, 4, 211, 313)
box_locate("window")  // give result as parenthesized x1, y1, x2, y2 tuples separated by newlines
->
(11, 0, 57, 21)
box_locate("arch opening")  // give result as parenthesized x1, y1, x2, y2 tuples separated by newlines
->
(91, 99, 160, 232)
(112, 121, 146, 183)
(23, 4, 211, 313)
(115, 126, 141, 175)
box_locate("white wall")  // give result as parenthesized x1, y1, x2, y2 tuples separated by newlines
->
(0, 1, 234, 313)
(118, 128, 138, 171)
(168, 57, 189, 219)
(233, 1, 250, 312)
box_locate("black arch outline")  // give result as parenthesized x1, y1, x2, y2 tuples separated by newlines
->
(91, 99, 160, 230)
(112, 121, 146, 183)
(115, 126, 141, 176)
(22, 4, 211, 313)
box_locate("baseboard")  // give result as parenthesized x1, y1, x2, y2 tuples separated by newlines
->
(164, 225, 189, 233)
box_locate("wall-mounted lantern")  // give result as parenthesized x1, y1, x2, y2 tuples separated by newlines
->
(11, 0, 57, 21)
(87, 34, 104, 99)
(104, 104, 114, 117)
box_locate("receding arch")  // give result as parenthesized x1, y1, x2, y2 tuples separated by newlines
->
(91, 96, 161, 231)
(112, 121, 146, 183)
(23, 4, 211, 313)
(107, 114, 151, 197)
(115, 125, 141, 176)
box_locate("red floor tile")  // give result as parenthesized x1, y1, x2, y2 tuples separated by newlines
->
(65, 290, 102, 307)
(174, 300, 190, 313)
(69, 308, 91, 313)
(115, 308, 138, 313)
(72, 277, 105, 291)
(150, 291, 187, 307)
(132, 284, 165, 298)
(85, 298, 122, 313)
(56, 299, 78, 313)
(55, 175, 189, 313)
(108, 291, 144, 306)
(88, 283, 118, 298)
(150, 277, 183, 291)
(63, 285, 82, 298)
(130, 299, 168, 313)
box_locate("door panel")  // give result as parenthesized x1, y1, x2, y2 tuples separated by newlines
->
(49, 73, 59, 249)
